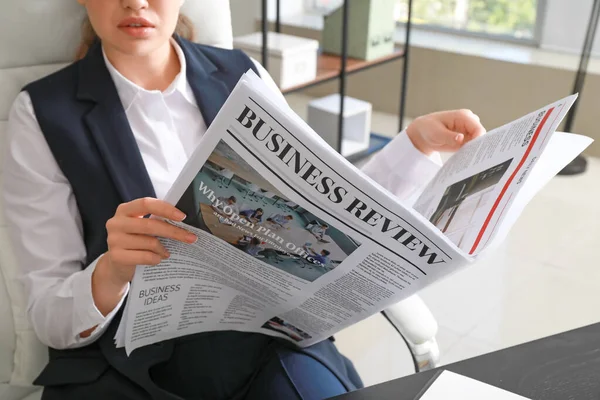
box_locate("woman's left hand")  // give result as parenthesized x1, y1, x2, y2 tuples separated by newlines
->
(406, 109, 486, 156)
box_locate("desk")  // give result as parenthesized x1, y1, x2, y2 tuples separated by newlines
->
(200, 203, 245, 244)
(331, 323, 600, 399)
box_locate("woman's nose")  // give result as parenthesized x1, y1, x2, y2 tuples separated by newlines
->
(121, 0, 149, 11)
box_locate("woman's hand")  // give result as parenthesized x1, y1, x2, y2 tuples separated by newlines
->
(406, 109, 486, 156)
(91, 198, 197, 318)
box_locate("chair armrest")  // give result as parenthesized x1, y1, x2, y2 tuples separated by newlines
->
(383, 295, 438, 345)
(405, 338, 440, 371)
(382, 295, 440, 371)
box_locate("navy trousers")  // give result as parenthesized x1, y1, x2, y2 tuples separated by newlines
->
(41, 332, 363, 400)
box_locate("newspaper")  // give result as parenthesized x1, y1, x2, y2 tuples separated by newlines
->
(114, 71, 591, 354)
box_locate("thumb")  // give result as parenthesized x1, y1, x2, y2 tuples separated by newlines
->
(436, 127, 465, 147)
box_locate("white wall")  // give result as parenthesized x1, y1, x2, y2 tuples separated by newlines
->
(230, 0, 305, 37)
(266, 0, 305, 20)
(540, 0, 600, 56)
(230, 0, 259, 36)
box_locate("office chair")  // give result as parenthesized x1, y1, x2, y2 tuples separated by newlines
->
(0, 2, 439, 399)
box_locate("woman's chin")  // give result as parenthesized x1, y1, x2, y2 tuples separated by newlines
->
(107, 39, 165, 58)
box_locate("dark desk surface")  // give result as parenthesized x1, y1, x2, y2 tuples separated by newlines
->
(332, 323, 600, 400)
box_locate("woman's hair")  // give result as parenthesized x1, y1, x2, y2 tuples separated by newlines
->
(75, 13, 196, 60)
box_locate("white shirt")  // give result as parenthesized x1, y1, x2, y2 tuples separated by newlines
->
(2, 39, 442, 350)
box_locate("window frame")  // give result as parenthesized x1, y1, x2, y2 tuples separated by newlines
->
(306, 0, 548, 47)
(398, 0, 547, 47)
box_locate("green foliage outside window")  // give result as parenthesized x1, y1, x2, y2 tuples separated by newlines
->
(397, 0, 538, 40)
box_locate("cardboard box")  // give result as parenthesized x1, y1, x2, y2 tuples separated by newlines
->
(308, 94, 372, 157)
(234, 32, 319, 90)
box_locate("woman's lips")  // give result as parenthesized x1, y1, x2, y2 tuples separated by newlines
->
(119, 26, 154, 38)
(118, 17, 155, 38)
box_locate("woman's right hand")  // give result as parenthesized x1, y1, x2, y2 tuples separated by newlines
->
(90, 198, 197, 320)
(101, 197, 197, 286)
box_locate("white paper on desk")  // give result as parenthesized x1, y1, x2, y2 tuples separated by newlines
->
(419, 371, 531, 400)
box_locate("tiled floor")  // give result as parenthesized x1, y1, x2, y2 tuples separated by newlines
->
(285, 93, 600, 388)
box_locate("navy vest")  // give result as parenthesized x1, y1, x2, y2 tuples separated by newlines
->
(24, 37, 358, 394)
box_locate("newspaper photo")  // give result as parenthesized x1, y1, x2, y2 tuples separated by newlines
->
(114, 71, 592, 355)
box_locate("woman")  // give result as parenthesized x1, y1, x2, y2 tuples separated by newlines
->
(1, 0, 485, 399)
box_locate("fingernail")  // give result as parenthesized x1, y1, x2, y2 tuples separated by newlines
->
(164, 251, 171, 258)
(174, 211, 186, 221)
(455, 134, 464, 142)
(186, 234, 198, 243)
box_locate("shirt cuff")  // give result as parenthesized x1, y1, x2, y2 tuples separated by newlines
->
(70, 255, 129, 345)
(360, 131, 443, 206)
(379, 130, 443, 182)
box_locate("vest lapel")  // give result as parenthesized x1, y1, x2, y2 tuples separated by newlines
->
(175, 36, 230, 127)
(76, 41, 156, 203)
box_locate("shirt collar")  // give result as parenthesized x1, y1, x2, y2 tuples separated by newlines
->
(102, 37, 197, 111)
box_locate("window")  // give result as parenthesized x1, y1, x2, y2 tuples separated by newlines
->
(305, 0, 344, 13)
(396, 0, 543, 43)
(306, 0, 544, 44)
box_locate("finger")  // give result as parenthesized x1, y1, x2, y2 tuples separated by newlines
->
(116, 198, 187, 221)
(108, 233, 170, 257)
(110, 218, 197, 244)
(110, 248, 165, 267)
(453, 110, 486, 141)
(431, 126, 467, 149)
(464, 118, 486, 141)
